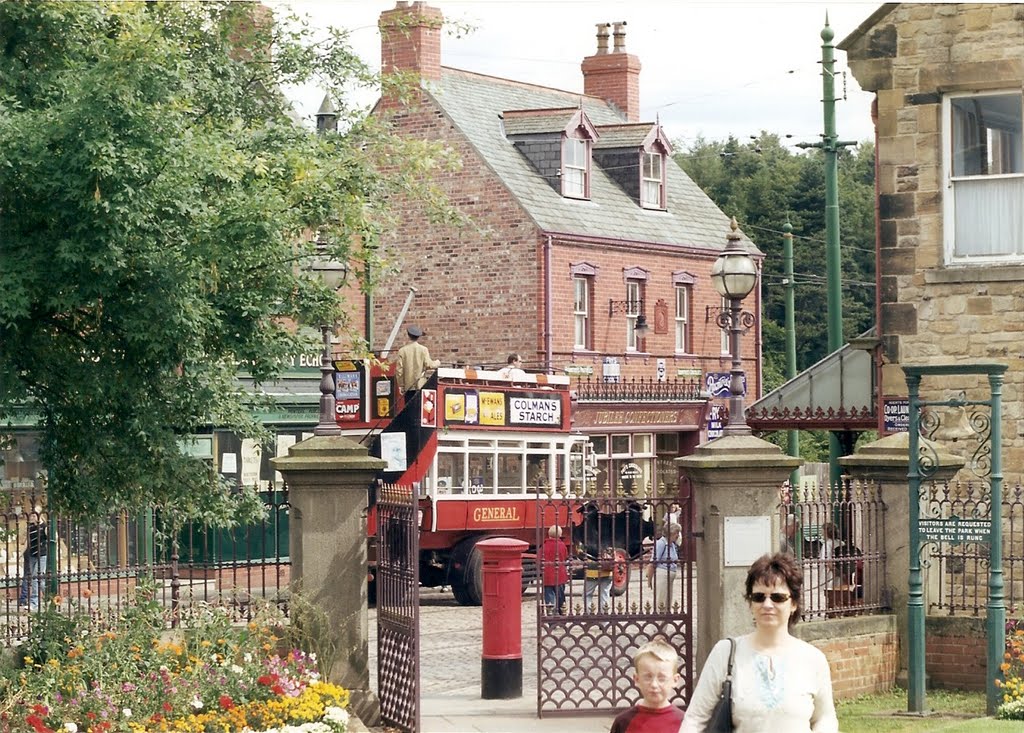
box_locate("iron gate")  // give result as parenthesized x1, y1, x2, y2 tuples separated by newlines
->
(376, 483, 420, 732)
(535, 495, 694, 716)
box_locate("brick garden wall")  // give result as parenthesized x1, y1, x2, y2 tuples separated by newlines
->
(798, 614, 899, 699)
(925, 615, 987, 691)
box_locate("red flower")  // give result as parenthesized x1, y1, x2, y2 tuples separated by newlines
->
(271, 684, 284, 696)
(150, 714, 163, 723)
(257, 674, 275, 686)
(25, 714, 54, 733)
(218, 695, 234, 710)
(86, 712, 97, 720)
(162, 702, 173, 713)
(31, 705, 49, 716)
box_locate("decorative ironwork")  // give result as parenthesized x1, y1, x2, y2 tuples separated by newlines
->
(0, 483, 291, 644)
(608, 298, 644, 317)
(778, 478, 889, 620)
(746, 404, 874, 427)
(574, 377, 704, 403)
(534, 496, 694, 716)
(376, 483, 420, 733)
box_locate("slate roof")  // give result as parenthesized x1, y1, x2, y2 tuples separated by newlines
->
(502, 108, 577, 135)
(425, 68, 759, 254)
(592, 123, 655, 149)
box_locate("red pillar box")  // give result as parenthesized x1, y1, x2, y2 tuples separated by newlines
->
(477, 537, 529, 699)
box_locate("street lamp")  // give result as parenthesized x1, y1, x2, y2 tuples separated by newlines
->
(710, 217, 757, 436)
(309, 234, 349, 436)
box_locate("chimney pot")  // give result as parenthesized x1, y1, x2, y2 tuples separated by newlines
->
(612, 21, 627, 53)
(595, 23, 610, 55)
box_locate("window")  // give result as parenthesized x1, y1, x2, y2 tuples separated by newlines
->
(675, 285, 690, 352)
(625, 280, 643, 351)
(573, 276, 591, 349)
(641, 151, 665, 208)
(945, 91, 1024, 261)
(562, 136, 589, 198)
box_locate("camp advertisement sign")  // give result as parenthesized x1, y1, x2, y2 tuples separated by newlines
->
(441, 387, 565, 431)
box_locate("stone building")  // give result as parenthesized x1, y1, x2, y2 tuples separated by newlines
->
(341, 1, 764, 496)
(840, 2, 1024, 484)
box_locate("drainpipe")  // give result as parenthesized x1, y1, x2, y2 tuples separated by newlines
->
(544, 235, 553, 373)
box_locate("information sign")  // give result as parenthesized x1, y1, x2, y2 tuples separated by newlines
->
(919, 516, 991, 544)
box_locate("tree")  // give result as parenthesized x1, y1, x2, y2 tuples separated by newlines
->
(0, 1, 458, 519)
(676, 133, 876, 460)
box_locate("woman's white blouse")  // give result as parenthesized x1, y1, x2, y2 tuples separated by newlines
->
(678, 634, 839, 733)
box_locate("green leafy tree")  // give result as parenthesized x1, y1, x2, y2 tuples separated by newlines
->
(677, 133, 876, 460)
(0, 1, 458, 519)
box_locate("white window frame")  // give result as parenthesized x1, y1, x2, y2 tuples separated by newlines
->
(573, 275, 591, 350)
(640, 151, 665, 209)
(562, 136, 589, 199)
(942, 90, 1024, 263)
(674, 284, 690, 353)
(625, 280, 643, 351)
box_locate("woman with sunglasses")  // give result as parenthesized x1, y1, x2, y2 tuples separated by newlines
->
(678, 553, 838, 732)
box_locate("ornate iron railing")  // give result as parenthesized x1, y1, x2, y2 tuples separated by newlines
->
(573, 377, 704, 403)
(779, 478, 889, 620)
(926, 480, 1024, 616)
(0, 483, 290, 643)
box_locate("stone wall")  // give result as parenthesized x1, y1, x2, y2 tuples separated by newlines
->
(842, 3, 1024, 486)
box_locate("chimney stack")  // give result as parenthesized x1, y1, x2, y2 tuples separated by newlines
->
(581, 20, 641, 122)
(379, 1, 443, 83)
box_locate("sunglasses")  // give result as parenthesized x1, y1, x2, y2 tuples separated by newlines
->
(749, 592, 791, 604)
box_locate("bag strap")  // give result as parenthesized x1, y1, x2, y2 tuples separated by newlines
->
(724, 637, 736, 680)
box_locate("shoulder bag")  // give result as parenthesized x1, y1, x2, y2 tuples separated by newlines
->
(704, 637, 736, 733)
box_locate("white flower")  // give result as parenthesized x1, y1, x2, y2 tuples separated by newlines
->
(231, 663, 244, 675)
(191, 695, 204, 709)
(64, 724, 78, 733)
(243, 652, 253, 663)
(122, 708, 132, 719)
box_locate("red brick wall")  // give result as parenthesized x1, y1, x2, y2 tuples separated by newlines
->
(549, 240, 758, 386)
(799, 615, 899, 699)
(581, 52, 641, 122)
(925, 615, 987, 691)
(350, 96, 544, 368)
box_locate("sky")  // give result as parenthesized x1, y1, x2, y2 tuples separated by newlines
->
(273, 0, 882, 150)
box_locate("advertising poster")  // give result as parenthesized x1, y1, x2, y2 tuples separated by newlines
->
(334, 370, 362, 423)
(380, 432, 407, 472)
(444, 392, 465, 422)
(479, 392, 506, 426)
(421, 389, 437, 428)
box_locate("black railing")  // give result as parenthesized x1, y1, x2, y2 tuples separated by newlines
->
(927, 480, 1023, 617)
(779, 478, 888, 620)
(0, 484, 290, 644)
(574, 377, 704, 403)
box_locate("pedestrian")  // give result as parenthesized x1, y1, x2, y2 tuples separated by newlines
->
(497, 353, 526, 379)
(541, 525, 569, 614)
(609, 636, 684, 733)
(394, 325, 440, 401)
(582, 545, 615, 614)
(661, 501, 681, 534)
(779, 509, 800, 557)
(679, 552, 838, 732)
(21, 517, 48, 612)
(646, 522, 680, 612)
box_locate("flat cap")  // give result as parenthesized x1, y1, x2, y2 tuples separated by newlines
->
(407, 325, 423, 338)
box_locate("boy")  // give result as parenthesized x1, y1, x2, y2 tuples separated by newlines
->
(609, 636, 684, 733)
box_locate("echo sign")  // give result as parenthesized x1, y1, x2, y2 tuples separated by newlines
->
(510, 396, 561, 426)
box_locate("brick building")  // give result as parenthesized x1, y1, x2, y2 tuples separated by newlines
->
(840, 3, 1024, 484)
(342, 1, 763, 496)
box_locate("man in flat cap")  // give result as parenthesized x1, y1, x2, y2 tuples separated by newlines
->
(395, 325, 440, 401)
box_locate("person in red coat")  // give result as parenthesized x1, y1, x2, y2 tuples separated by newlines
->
(542, 525, 570, 614)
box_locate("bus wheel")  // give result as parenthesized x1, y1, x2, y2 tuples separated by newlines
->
(450, 537, 484, 607)
(610, 547, 630, 597)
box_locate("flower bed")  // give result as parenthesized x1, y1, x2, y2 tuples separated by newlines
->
(1, 587, 349, 733)
(997, 617, 1024, 720)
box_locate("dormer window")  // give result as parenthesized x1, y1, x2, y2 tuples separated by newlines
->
(563, 135, 590, 199)
(641, 151, 664, 208)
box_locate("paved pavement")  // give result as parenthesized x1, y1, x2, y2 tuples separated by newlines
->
(368, 587, 619, 733)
